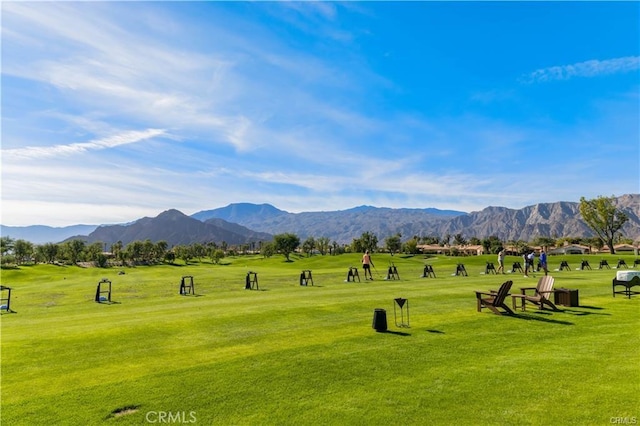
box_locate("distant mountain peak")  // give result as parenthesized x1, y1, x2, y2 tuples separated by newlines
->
(345, 205, 376, 212)
(191, 203, 287, 222)
(158, 209, 188, 218)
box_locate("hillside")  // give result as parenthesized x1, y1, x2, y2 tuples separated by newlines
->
(436, 202, 592, 241)
(192, 203, 286, 222)
(192, 195, 640, 244)
(192, 204, 466, 244)
(69, 209, 272, 247)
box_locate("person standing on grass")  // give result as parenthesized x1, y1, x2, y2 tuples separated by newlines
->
(539, 249, 548, 276)
(523, 251, 529, 277)
(527, 251, 535, 273)
(497, 249, 506, 274)
(362, 250, 375, 280)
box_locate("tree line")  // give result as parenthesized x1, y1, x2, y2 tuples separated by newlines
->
(0, 238, 224, 267)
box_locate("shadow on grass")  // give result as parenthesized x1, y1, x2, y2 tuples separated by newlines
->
(380, 330, 412, 336)
(426, 329, 445, 334)
(509, 312, 574, 325)
(558, 307, 611, 316)
(1, 265, 21, 270)
(573, 305, 605, 310)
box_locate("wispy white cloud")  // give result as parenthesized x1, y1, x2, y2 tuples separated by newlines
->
(2, 129, 166, 159)
(522, 56, 640, 83)
(280, 1, 338, 21)
(2, 2, 254, 152)
(266, 2, 358, 43)
(1, 1, 369, 157)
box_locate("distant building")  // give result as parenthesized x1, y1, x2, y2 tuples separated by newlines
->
(417, 244, 449, 255)
(548, 244, 591, 255)
(597, 244, 637, 254)
(417, 244, 484, 256)
(457, 245, 485, 256)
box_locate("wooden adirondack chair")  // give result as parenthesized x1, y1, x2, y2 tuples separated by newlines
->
(511, 275, 557, 311)
(475, 280, 514, 315)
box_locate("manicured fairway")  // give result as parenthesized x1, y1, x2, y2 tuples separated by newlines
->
(1, 254, 639, 425)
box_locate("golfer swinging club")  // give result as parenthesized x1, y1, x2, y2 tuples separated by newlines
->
(362, 250, 375, 280)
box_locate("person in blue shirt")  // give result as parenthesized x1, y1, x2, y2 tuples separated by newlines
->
(539, 249, 548, 276)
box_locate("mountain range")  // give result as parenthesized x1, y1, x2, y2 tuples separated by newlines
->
(2, 194, 639, 246)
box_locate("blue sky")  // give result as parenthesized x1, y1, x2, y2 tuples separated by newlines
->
(1, 1, 639, 226)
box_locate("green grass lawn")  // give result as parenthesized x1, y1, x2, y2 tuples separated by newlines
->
(1, 253, 639, 425)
